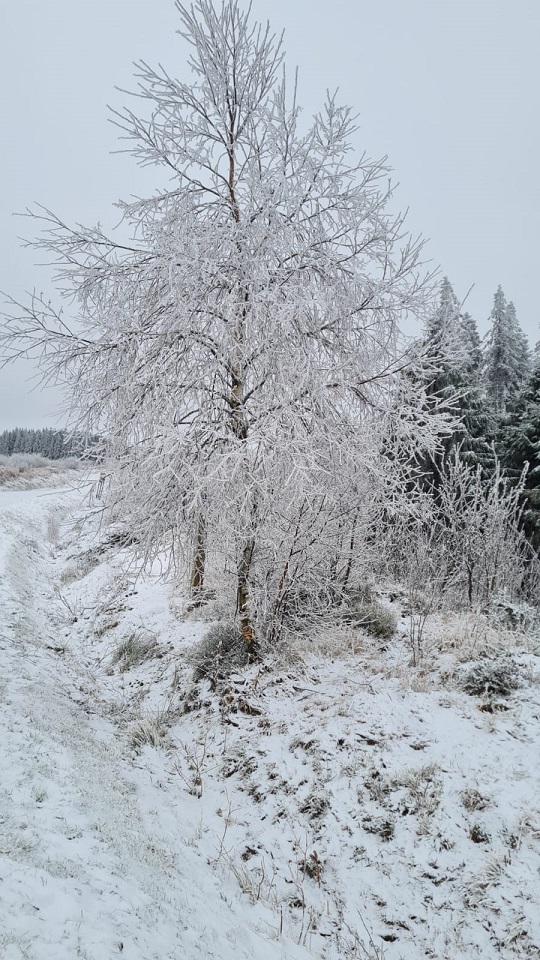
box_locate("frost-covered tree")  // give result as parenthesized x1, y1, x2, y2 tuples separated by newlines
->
(506, 300, 531, 383)
(483, 286, 530, 416)
(498, 357, 540, 549)
(419, 278, 493, 483)
(460, 311, 483, 372)
(434, 453, 533, 605)
(426, 277, 461, 343)
(382, 445, 537, 609)
(0, 0, 447, 649)
(0, 427, 97, 459)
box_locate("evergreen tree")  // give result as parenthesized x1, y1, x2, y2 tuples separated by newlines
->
(420, 278, 494, 484)
(426, 277, 461, 342)
(506, 300, 531, 383)
(460, 311, 483, 372)
(0, 427, 98, 459)
(484, 287, 530, 416)
(498, 356, 540, 549)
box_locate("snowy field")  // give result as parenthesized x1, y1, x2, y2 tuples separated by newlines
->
(1, 485, 539, 960)
(0, 460, 84, 492)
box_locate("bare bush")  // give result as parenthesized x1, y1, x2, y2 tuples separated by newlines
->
(111, 632, 162, 672)
(128, 716, 169, 751)
(192, 622, 252, 682)
(387, 453, 539, 647)
(436, 455, 537, 606)
(461, 788, 490, 812)
(345, 598, 397, 639)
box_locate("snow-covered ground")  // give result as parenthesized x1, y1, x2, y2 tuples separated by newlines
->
(1, 486, 539, 959)
(0, 461, 84, 492)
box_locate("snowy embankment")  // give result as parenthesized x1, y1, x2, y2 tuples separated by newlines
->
(0, 459, 84, 491)
(0, 488, 308, 960)
(1, 486, 539, 960)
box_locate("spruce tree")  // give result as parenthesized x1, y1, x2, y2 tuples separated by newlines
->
(506, 300, 531, 384)
(461, 311, 483, 372)
(484, 287, 530, 417)
(498, 357, 540, 549)
(421, 278, 494, 484)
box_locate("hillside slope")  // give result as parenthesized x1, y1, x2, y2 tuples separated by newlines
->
(1, 487, 539, 959)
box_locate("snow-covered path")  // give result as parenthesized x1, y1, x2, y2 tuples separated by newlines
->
(0, 489, 301, 960)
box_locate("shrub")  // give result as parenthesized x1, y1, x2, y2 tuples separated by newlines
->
(298, 790, 331, 820)
(361, 816, 395, 840)
(276, 584, 339, 632)
(299, 851, 323, 882)
(111, 632, 161, 671)
(345, 598, 397, 639)
(469, 823, 491, 844)
(129, 716, 168, 751)
(461, 788, 490, 811)
(343, 583, 376, 605)
(460, 657, 522, 697)
(492, 600, 539, 633)
(192, 622, 251, 681)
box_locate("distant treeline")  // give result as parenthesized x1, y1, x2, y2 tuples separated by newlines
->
(0, 428, 100, 460)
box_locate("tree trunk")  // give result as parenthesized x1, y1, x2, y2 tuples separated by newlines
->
(228, 271, 258, 653)
(190, 509, 207, 603)
(237, 535, 256, 657)
(341, 511, 359, 588)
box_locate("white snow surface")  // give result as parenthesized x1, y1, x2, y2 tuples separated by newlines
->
(1, 486, 539, 959)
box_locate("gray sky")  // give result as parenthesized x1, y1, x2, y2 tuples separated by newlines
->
(1, 0, 538, 430)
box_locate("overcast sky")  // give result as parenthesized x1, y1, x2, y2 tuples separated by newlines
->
(1, 0, 538, 430)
